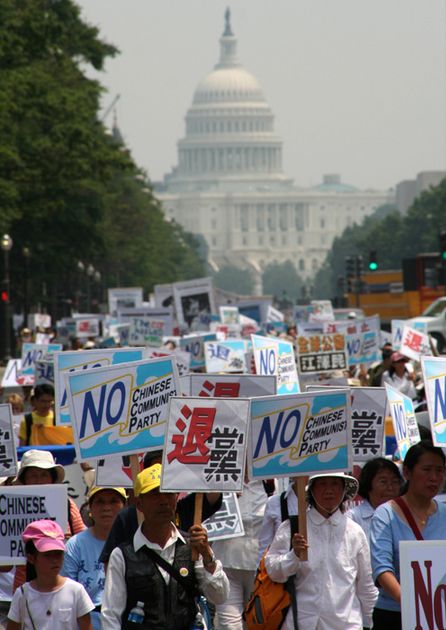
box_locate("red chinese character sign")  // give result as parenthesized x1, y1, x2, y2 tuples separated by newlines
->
(183, 373, 276, 398)
(161, 397, 250, 492)
(400, 325, 432, 362)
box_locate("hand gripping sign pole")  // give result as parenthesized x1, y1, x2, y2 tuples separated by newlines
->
(192, 493, 204, 560)
(296, 477, 308, 561)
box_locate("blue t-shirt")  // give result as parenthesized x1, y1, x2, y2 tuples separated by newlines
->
(62, 528, 105, 629)
(370, 499, 446, 612)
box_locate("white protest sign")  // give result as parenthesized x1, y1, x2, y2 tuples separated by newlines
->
(21, 343, 62, 378)
(249, 389, 351, 480)
(421, 356, 446, 447)
(219, 306, 240, 325)
(266, 305, 284, 323)
(0, 404, 18, 478)
(28, 313, 51, 330)
(161, 396, 249, 492)
(385, 384, 420, 460)
(66, 356, 179, 461)
(203, 493, 245, 541)
(297, 333, 348, 374)
(184, 373, 277, 398)
(392, 319, 428, 351)
(345, 331, 380, 367)
(128, 317, 165, 346)
(400, 325, 432, 362)
(54, 347, 149, 426)
(118, 307, 174, 338)
(95, 453, 145, 488)
(251, 335, 299, 395)
(75, 317, 100, 338)
(35, 359, 54, 386)
(1, 359, 25, 388)
(180, 333, 217, 369)
(145, 347, 191, 377)
(306, 386, 386, 461)
(108, 287, 143, 315)
(308, 300, 334, 322)
(400, 540, 446, 630)
(0, 484, 68, 564)
(153, 283, 174, 309)
(173, 277, 215, 329)
(204, 340, 247, 373)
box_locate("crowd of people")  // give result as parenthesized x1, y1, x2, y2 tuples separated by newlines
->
(0, 434, 444, 629)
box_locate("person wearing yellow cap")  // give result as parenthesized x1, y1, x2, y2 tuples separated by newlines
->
(62, 487, 127, 630)
(101, 464, 229, 629)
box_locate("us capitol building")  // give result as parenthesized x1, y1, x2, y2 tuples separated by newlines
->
(155, 10, 394, 290)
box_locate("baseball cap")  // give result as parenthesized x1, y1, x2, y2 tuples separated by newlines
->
(88, 486, 127, 503)
(22, 519, 65, 552)
(18, 450, 65, 483)
(134, 464, 162, 497)
(391, 351, 409, 363)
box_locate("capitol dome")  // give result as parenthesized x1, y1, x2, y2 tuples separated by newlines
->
(164, 9, 290, 192)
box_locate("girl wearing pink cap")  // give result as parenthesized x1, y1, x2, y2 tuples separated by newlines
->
(7, 519, 94, 630)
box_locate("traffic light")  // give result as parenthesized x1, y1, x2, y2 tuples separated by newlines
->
(439, 231, 446, 261)
(368, 250, 378, 271)
(0, 290, 8, 302)
(345, 256, 355, 279)
(356, 255, 364, 277)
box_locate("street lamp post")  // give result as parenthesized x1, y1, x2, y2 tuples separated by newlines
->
(0, 234, 13, 363)
(86, 264, 94, 312)
(22, 246, 31, 326)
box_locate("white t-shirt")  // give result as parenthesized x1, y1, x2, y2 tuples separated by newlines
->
(8, 577, 94, 629)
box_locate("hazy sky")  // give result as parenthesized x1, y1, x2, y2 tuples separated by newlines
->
(76, 0, 446, 190)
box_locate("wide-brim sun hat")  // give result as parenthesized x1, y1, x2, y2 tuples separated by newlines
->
(17, 449, 65, 483)
(306, 472, 359, 502)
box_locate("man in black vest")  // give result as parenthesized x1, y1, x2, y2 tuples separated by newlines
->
(101, 464, 229, 629)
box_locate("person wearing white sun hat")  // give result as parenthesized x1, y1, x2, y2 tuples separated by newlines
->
(265, 472, 377, 630)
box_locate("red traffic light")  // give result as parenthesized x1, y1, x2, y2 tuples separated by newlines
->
(1, 290, 9, 302)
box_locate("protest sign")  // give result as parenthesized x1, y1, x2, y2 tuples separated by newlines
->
(153, 282, 174, 309)
(161, 396, 249, 492)
(385, 384, 420, 460)
(21, 343, 62, 381)
(345, 330, 380, 367)
(145, 347, 191, 377)
(1, 359, 27, 388)
(203, 493, 245, 541)
(219, 306, 240, 325)
(34, 359, 54, 386)
(210, 321, 242, 339)
(297, 333, 347, 374)
(249, 389, 351, 480)
(173, 277, 215, 329)
(108, 287, 143, 315)
(63, 463, 91, 508)
(323, 314, 380, 336)
(297, 321, 324, 336)
(0, 484, 68, 564)
(400, 325, 432, 362)
(95, 453, 145, 488)
(118, 307, 174, 337)
(421, 356, 446, 447)
(266, 305, 284, 323)
(251, 335, 299, 395)
(180, 333, 217, 369)
(128, 317, 165, 346)
(184, 373, 276, 398)
(306, 386, 386, 461)
(66, 356, 179, 461)
(308, 300, 334, 323)
(27, 313, 51, 330)
(54, 347, 149, 426)
(400, 540, 446, 630)
(0, 404, 18, 478)
(75, 317, 100, 338)
(392, 319, 427, 351)
(236, 299, 271, 325)
(204, 340, 247, 373)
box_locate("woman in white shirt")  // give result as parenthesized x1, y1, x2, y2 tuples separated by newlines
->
(382, 352, 416, 399)
(265, 472, 377, 630)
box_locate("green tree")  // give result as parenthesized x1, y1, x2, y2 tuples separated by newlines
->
(262, 260, 303, 301)
(213, 265, 254, 295)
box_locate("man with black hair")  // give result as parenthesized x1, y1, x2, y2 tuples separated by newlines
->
(99, 450, 222, 565)
(368, 343, 393, 387)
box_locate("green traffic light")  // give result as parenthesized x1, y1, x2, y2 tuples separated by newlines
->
(369, 262, 378, 271)
(442, 251, 446, 261)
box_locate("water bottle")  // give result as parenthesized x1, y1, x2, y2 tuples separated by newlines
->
(127, 601, 145, 624)
(189, 611, 205, 629)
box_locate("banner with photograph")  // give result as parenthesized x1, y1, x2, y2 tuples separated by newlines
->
(66, 356, 179, 460)
(249, 390, 351, 480)
(161, 397, 249, 492)
(173, 277, 215, 330)
(108, 287, 143, 315)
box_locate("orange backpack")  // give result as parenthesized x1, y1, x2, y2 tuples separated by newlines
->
(244, 515, 299, 630)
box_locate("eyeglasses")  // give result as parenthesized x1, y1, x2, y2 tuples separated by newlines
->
(375, 478, 401, 489)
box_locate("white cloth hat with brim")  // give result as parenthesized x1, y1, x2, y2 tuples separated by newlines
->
(18, 449, 65, 483)
(306, 472, 358, 502)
